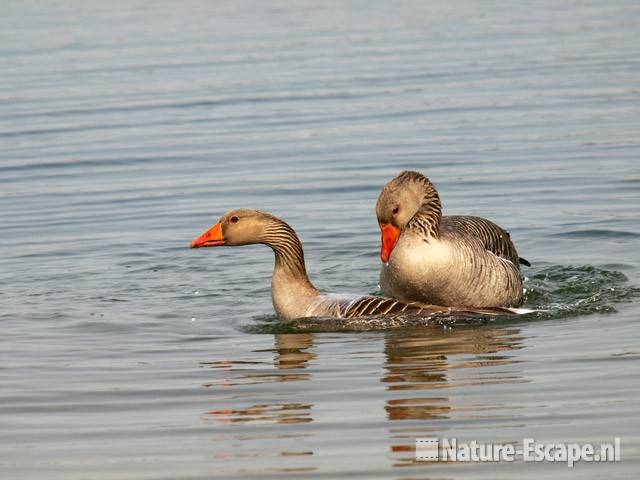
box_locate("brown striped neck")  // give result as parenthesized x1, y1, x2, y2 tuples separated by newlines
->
(260, 216, 318, 293)
(405, 174, 442, 239)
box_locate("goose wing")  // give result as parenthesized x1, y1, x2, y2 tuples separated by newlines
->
(305, 294, 414, 318)
(341, 295, 521, 318)
(442, 215, 529, 266)
(305, 293, 526, 320)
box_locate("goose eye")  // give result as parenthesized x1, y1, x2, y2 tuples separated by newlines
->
(392, 207, 399, 215)
(230, 216, 239, 223)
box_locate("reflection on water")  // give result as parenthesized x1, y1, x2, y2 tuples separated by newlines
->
(3, 1, 639, 477)
(202, 334, 318, 475)
(208, 403, 313, 425)
(203, 334, 316, 426)
(273, 333, 317, 370)
(202, 327, 524, 474)
(382, 328, 525, 468)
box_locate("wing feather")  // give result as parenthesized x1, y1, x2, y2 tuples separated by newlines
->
(442, 215, 527, 267)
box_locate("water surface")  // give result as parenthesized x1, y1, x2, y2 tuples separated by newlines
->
(1, 1, 640, 478)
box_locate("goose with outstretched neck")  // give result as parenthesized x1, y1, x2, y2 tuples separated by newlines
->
(190, 209, 526, 322)
(377, 171, 529, 308)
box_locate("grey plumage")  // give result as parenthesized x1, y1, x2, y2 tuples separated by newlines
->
(441, 215, 520, 266)
(339, 295, 515, 318)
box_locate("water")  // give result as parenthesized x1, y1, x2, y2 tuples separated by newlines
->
(1, 0, 640, 478)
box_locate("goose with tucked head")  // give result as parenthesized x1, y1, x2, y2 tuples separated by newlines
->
(376, 171, 529, 308)
(191, 209, 525, 322)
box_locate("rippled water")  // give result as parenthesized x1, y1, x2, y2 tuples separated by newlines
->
(2, 1, 640, 478)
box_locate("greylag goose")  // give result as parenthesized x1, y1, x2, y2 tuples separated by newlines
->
(190, 209, 527, 322)
(376, 171, 529, 308)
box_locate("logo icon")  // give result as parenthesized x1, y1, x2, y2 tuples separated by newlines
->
(416, 438, 439, 461)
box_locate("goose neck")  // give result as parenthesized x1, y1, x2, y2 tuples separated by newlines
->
(261, 219, 319, 320)
(408, 178, 442, 239)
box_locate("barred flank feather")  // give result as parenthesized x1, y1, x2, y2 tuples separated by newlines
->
(344, 296, 421, 317)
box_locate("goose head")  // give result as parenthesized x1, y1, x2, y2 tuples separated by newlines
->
(190, 209, 270, 248)
(376, 171, 426, 262)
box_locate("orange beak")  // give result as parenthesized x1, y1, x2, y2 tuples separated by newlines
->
(191, 222, 225, 248)
(380, 223, 401, 263)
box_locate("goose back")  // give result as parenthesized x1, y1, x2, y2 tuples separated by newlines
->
(441, 215, 520, 266)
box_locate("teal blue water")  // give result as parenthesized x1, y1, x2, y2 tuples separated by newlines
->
(1, 1, 639, 478)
